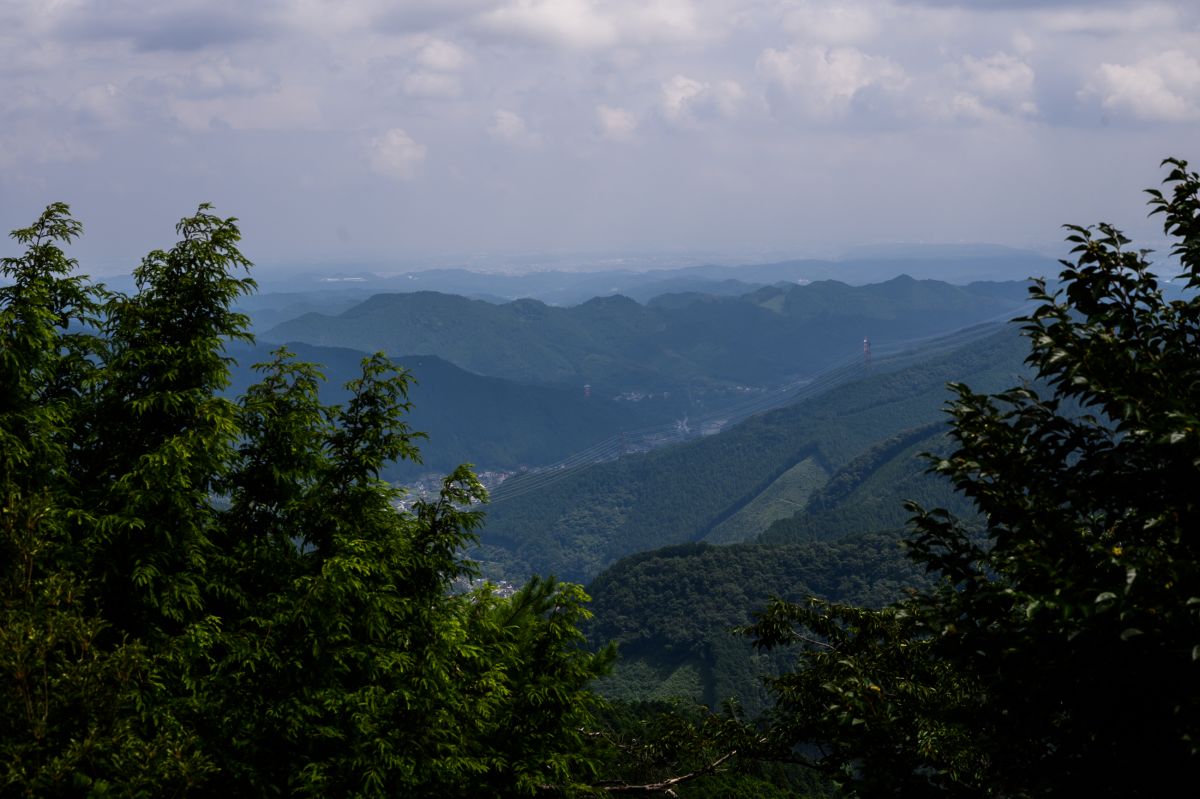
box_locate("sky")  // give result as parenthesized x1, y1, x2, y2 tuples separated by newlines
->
(2, 0, 1198, 274)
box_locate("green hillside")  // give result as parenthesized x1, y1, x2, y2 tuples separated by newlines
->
(476, 325, 1029, 582)
(702, 456, 826, 544)
(584, 532, 929, 715)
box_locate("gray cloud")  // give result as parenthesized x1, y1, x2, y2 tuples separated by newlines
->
(56, 3, 275, 52)
(373, 0, 497, 35)
(894, 1, 1131, 7)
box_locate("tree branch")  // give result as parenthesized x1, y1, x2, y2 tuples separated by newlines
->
(595, 745, 746, 796)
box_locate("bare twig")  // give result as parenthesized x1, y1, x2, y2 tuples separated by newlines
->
(596, 747, 736, 794)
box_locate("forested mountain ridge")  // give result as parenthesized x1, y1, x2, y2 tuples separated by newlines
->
(584, 532, 929, 714)
(476, 324, 1029, 582)
(225, 341, 678, 479)
(262, 276, 1029, 392)
(578, 420, 974, 711)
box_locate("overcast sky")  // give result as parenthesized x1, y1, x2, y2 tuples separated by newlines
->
(2, 0, 1198, 273)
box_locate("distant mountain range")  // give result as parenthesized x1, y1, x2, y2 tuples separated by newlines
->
(248, 244, 1058, 306)
(261, 276, 1030, 393)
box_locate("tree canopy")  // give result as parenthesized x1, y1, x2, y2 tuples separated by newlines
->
(746, 159, 1200, 795)
(0, 204, 613, 797)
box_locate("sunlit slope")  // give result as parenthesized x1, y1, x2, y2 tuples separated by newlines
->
(476, 325, 1028, 582)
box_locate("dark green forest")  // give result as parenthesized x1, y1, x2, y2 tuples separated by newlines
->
(585, 532, 929, 716)
(0, 205, 611, 796)
(3, 158, 1199, 796)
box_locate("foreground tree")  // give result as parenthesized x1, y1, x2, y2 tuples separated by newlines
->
(747, 159, 1200, 796)
(0, 205, 612, 796)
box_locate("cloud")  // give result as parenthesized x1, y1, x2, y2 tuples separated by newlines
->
(960, 53, 1037, 115)
(1035, 4, 1182, 36)
(56, 2, 272, 52)
(368, 128, 427, 178)
(477, 0, 618, 50)
(660, 75, 744, 125)
(469, 0, 706, 50)
(782, 1, 882, 44)
(168, 85, 321, 131)
(403, 71, 462, 98)
(151, 56, 279, 100)
(0, 130, 95, 168)
(374, 0, 496, 35)
(384, 35, 471, 98)
(596, 105, 637, 140)
(1086, 50, 1200, 121)
(488, 109, 541, 145)
(413, 37, 470, 71)
(895, 0, 1132, 7)
(190, 57, 277, 96)
(620, 0, 703, 44)
(757, 45, 907, 121)
(67, 83, 128, 128)
(661, 75, 704, 122)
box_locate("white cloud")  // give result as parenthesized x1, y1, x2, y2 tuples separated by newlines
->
(1087, 50, 1200, 121)
(403, 71, 462, 98)
(622, 0, 703, 44)
(596, 104, 637, 140)
(191, 56, 276, 95)
(387, 36, 470, 98)
(757, 45, 907, 121)
(1037, 4, 1181, 37)
(477, 0, 618, 50)
(783, 1, 882, 44)
(157, 56, 278, 100)
(368, 128, 427, 178)
(68, 83, 127, 128)
(1012, 31, 1035, 56)
(169, 85, 322, 130)
(660, 75, 744, 125)
(488, 109, 540, 145)
(414, 37, 470, 71)
(711, 81, 745, 117)
(961, 52, 1037, 115)
(661, 75, 704, 121)
(941, 91, 1007, 124)
(471, 0, 711, 50)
